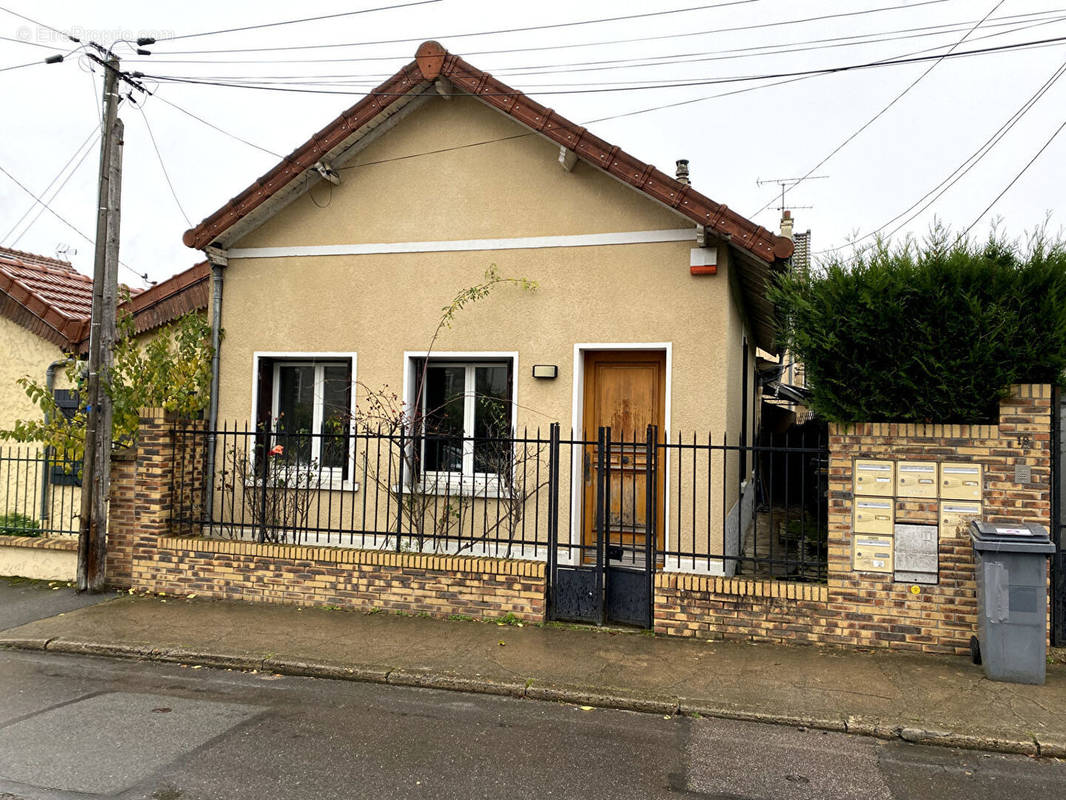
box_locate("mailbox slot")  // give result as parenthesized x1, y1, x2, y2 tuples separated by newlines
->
(853, 459, 895, 497)
(940, 462, 982, 501)
(896, 461, 938, 498)
(853, 534, 894, 573)
(854, 497, 894, 534)
(940, 500, 982, 538)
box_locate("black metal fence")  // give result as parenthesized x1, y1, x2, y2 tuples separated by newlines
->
(173, 422, 828, 581)
(0, 445, 81, 538)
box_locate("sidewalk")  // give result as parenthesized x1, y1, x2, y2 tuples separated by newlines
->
(2, 589, 1064, 758)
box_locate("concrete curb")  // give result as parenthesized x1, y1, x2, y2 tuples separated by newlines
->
(3, 637, 1059, 759)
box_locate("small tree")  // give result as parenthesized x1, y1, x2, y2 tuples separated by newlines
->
(1, 306, 215, 458)
(770, 225, 1066, 423)
(356, 265, 541, 552)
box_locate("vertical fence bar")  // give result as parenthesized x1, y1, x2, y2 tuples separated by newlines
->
(645, 424, 656, 626)
(395, 426, 405, 552)
(546, 423, 560, 619)
(595, 426, 607, 625)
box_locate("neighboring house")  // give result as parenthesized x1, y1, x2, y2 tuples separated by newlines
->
(180, 41, 794, 568)
(0, 246, 210, 533)
(758, 211, 812, 428)
(0, 247, 91, 432)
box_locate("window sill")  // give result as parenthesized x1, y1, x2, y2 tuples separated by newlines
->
(391, 479, 513, 500)
(242, 477, 360, 493)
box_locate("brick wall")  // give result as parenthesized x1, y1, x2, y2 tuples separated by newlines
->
(655, 385, 1053, 654)
(134, 537, 545, 620)
(107, 410, 546, 621)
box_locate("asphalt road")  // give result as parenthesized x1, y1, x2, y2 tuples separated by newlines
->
(1, 650, 1064, 799)
(0, 577, 117, 633)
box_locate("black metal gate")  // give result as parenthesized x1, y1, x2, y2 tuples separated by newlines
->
(1052, 386, 1066, 646)
(547, 425, 657, 628)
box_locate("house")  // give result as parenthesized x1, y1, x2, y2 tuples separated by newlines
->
(178, 41, 794, 603)
(0, 247, 211, 545)
(0, 247, 92, 432)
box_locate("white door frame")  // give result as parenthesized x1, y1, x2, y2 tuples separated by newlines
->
(568, 343, 673, 564)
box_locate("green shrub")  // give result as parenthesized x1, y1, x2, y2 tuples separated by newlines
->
(770, 226, 1066, 423)
(0, 513, 41, 537)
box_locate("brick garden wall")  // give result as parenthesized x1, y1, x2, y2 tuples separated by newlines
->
(654, 385, 1052, 654)
(107, 410, 545, 621)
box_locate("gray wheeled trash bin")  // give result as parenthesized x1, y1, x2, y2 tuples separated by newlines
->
(969, 521, 1055, 685)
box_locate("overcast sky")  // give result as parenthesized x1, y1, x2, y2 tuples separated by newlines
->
(1, 0, 1064, 285)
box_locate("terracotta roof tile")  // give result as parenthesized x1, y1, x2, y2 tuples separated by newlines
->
(182, 41, 793, 265)
(0, 247, 209, 351)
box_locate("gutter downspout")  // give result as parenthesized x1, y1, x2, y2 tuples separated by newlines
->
(203, 247, 227, 521)
(40, 356, 73, 523)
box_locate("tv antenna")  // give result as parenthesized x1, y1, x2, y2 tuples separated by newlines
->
(756, 175, 829, 213)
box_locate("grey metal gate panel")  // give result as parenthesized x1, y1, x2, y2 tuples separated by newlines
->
(548, 426, 656, 628)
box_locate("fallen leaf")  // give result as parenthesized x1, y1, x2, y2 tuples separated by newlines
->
(191, 665, 202, 670)
(579, 706, 594, 711)
(498, 640, 506, 646)
(187, 593, 197, 599)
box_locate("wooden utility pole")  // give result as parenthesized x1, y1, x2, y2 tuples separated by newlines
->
(77, 56, 122, 592)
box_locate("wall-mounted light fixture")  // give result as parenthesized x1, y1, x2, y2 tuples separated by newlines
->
(532, 365, 558, 380)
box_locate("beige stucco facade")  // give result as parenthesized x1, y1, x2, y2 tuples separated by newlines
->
(209, 95, 762, 565)
(0, 314, 71, 432)
(0, 315, 80, 538)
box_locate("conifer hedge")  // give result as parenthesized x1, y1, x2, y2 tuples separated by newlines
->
(768, 229, 1066, 423)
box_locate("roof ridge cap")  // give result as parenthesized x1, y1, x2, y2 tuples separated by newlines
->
(0, 246, 74, 269)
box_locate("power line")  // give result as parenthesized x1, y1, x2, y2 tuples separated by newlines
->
(0, 3, 75, 42)
(10, 138, 97, 247)
(0, 57, 49, 73)
(960, 115, 1066, 239)
(151, 92, 284, 158)
(0, 33, 62, 50)
(0, 159, 149, 284)
(2, 125, 99, 244)
(145, 0, 944, 58)
(155, 0, 445, 43)
(138, 10, 1066, 84)
(749, 0, 1009, 218)
(137, 103, 192, 226)
(818, 58, 1066, 256)
(138, 35, 1066, 98)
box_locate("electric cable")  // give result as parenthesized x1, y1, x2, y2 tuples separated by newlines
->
(137, 103, 192, 226)
(155, 0, 445, 43)
(142, 10, 1066, 85)
(2, 125, 99, 244)
(959, 115, 1066, 239)
(10, 135, 97, 247)
(145, 0, 944, 57)
(138, 35, 1066, 98)
(150, 93, 284, 158)
(818, 58, 1066, 257)
(749, 0, 1009, 218)
(0, 160, 149, 284)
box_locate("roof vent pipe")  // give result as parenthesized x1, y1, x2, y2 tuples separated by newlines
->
(675, 159, 690, 185)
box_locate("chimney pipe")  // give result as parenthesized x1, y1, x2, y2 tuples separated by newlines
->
(780, 209, 794, 241)
(675, 159, 690, 185)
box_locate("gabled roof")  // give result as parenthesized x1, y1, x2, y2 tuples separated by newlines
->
(182, 41, 793, 351)
(0, 246, 210, 352)
(0, 247, 93, 348)
(183, 41, 793, 266)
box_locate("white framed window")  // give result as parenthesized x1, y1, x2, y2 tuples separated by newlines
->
(404, 352, 517, 493)
(252, 352, 357, 488)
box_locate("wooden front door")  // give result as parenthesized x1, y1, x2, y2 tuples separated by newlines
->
(581, 350, 666, 560)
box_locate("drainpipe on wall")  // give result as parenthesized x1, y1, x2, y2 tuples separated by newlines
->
(203, 247, 227, 521)
(40, 356, 73, 522)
